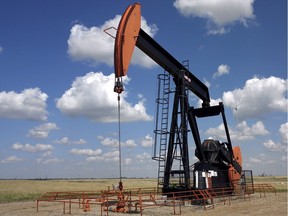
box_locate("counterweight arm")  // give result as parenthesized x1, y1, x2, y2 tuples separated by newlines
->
(136, 29, 210, 107)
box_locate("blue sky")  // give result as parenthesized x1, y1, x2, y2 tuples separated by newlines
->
(0, 0, 287, 179)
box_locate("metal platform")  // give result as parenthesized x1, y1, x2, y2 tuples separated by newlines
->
(36, 183, 276, 215)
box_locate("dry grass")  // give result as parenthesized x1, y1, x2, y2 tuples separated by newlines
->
(0, 178, 156, 192)
(0, 176, 286, 203)
(0, 178, 156, 202)
(253, 176, 287, 191)
(0, 177, 287, 215)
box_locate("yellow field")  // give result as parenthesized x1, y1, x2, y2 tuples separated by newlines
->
(0, 176, 286, 203)
(0, 178, 156, 202)
(253, 176, 287, 191)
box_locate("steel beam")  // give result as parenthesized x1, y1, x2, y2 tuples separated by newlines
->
(136, 29, 210, 106)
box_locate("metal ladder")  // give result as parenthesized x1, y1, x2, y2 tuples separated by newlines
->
(153, 70, 171, 191)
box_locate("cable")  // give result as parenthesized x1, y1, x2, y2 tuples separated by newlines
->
(114, 77, 124, 191)
(117, 93, 123, 191)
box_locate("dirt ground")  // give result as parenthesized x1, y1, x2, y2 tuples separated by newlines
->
(0, 192, 286, 216)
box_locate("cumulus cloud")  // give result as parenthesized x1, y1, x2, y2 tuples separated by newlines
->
(279, 122, 288, 145)
(56, 72, 153, 122)
(222, 76, 287, 120)
(213, 64, 230, 78)
(237, 121, 269, 138)
(86, 156, 102, 162)
(249, 153, 275, 164)
(173, 0, 255, 34)
(125, 158, 132, 165)
(54, 137, 86, 145)
(205, 121, 269, 142)
(98, 136, 137, 148)
(123, 140, 137, 148)
(67, 23, 114, 65)
(135, 152, 151, 163)
(86, 150, 119, 162)
(263, 140, 287, 152)
(67, 15, 157, 68)
(12, 143, 54, 152)
(0, 156, 23, 164)
(27, 122, 59, 139)
(0, 88, 48, 121)
(102, 150, 119, 160)
(70, 148, 102, 156)
(140, 134, 153, 147)
(99, 137, 119, 148)
(263, 123, 288, 152)
(42, 151, 52, 157)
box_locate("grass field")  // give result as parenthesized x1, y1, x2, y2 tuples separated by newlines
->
(0, 176, 286, 203)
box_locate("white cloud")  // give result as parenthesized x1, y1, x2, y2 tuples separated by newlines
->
(86, 150, 119, 162)
(0, 88, 48, 121)
(125, 158, 132, 165)
(135, 152, 151, 163)
(0, 156, 23, 164)
(207, 27, 230, 35)
(223, 76, 287, 120)
(140, 134, 153, 147)
(123, 139, 137, 148)
(279, 122, 288, 145)
(210, 98, 223, 106)
(238, 121, 269, 137)
(140, 17, 158, 37)
(206, 121, 269, 142)
(42, 151, 52, 157)
(197, 98, 222, 108)
(54, 137, 86, 145)
(12, 143, 54, 153)
(249, 156, 261, 163)
(56, 72, 153, 122)
(86, 156, 103, 162)
(100, 137, 119, 148)
(102, 150, 119, 159)
(98, 136, 137, 148)
(67, 15, 157, 68)
(263, 140, 287, 152)
(70, 148, 102, 156)
(263, 123, 288, 152)
(74, 139, 87, 145)
(249, 153, 275, 164)
(67, 23, 115, 66)
(0, 46, 3, 54)
(27, 122, 59, 139)
(213, 64, 230, 78)
(173, 0, 255, 34)
(37, 157, 63, 165)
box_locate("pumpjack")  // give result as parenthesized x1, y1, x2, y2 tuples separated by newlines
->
(112, 3, 243, 194)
